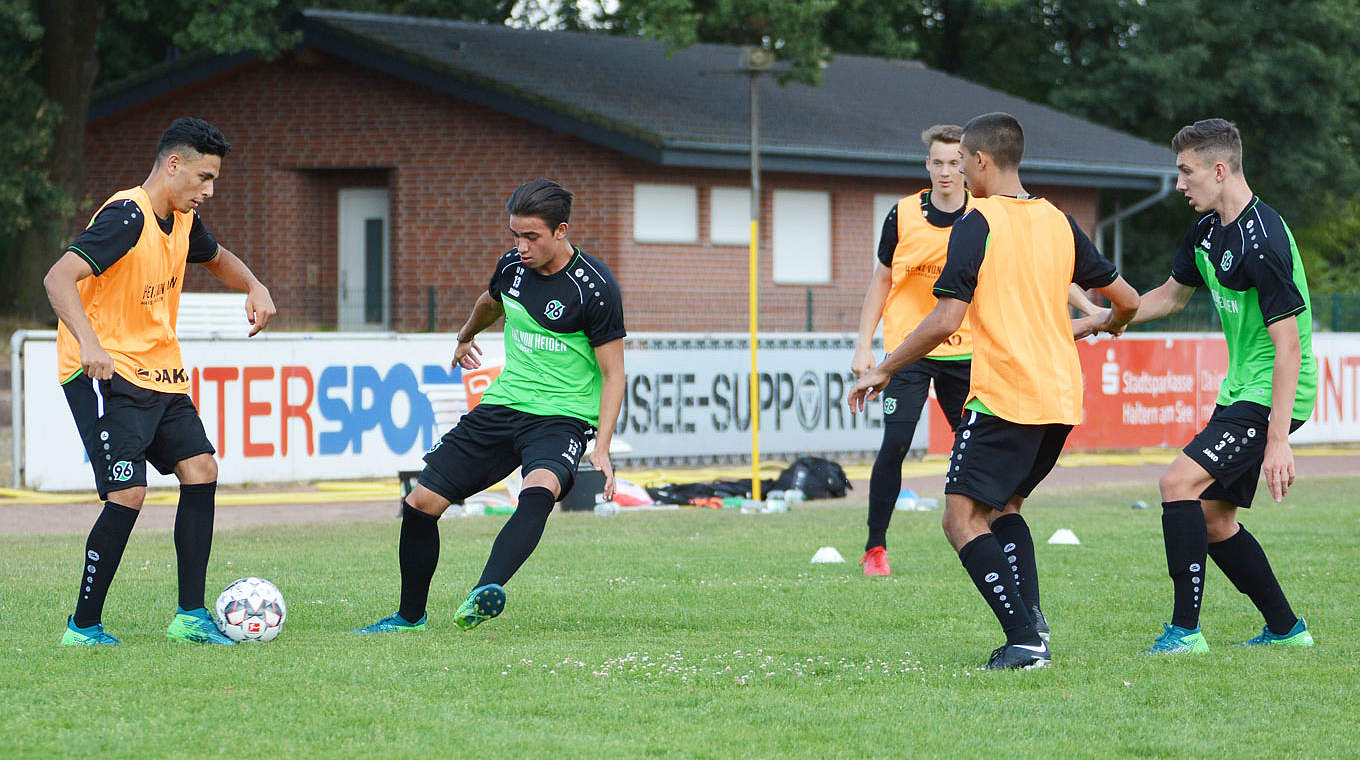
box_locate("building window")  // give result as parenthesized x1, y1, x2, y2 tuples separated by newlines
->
(633, 183, 697, 243)
(772, 190, 831, 284)
(710, 187, 751, 245)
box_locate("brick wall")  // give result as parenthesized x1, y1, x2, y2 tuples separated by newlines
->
(83, 51, 1103, 335)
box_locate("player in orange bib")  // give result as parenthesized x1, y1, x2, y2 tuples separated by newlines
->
(850, 113, 1139, 669)
(45, 117, 276, 646)
(851, 125, 972, 577)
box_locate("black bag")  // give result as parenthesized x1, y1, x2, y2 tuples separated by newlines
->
(772, 457, 852, 499)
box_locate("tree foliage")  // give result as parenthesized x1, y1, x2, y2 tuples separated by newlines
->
(3, 0, 1359, 321)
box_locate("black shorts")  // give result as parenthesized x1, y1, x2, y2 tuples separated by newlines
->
(944, 408, 1072, 511)
(63, 372, 216, 499)
(881, 357, 970, 433)
(1183, 401, 1307, 509)
(418, 403, 594, 504)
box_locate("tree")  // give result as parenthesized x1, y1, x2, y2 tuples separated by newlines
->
(0, 0, 519, 321)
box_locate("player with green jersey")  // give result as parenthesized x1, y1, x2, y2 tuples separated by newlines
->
(1078, 119, 1316, 654)
(356, 179, 626, 634)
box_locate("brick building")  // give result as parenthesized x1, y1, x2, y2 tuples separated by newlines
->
(84, 10, 1175, 333)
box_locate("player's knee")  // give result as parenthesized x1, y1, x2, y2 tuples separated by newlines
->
(176, 453, 218, 483)
(521, 464, 565, 499)
(108, 486, 147, 510)
(879, 425, 914, 459)
(1158, 470, 1194, 500)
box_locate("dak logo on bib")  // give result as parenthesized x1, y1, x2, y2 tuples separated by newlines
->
(544, 300, 565, 320)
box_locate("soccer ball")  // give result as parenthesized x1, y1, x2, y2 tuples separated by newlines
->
(213, 577, 287, 642)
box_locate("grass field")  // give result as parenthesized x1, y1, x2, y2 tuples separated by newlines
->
(3, 476, 1358, 758)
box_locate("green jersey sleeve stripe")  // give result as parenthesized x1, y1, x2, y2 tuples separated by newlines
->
(68, 245, 101, 274)
(1261, 303, 1307, 326)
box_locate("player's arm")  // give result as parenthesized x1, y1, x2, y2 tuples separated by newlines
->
(201, 245, 276, 336)
(851, 263, 892, 377)
(1262, 316, 1302, 502)
(850, 296, 968, 413)
(852, 208, 899, 377)
(453, 290, 505, 370)
(1128, 276, 1195, 325)
(43, 252, 113, 380)
(1068, 284, 1102, 316)
(590, 338, 625, 500)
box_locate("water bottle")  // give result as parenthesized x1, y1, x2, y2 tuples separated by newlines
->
(894, 488, 918, 511)
(739, 499, 761, 514)
(784, 489, 805, 505)
(593, 501, 620, 517)
(762, 496, 790, 513)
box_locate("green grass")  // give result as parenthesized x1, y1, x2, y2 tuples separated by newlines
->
(3, 477, 1358, 758)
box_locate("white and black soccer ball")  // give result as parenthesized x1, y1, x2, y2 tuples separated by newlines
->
(213, 577, 286, 642)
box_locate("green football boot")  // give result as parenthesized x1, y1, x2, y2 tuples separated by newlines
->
(61, 616, 120, 646)
(1145, 622, 1209, 655)
(352, 613, 427, 634)
(454, 584, 505, 630)
(167, 607, 236, 645)
(1237, 618, 1314, 647)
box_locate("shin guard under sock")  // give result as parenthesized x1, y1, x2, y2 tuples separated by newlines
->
(958, 533, 1038, 645)
(1162, 500, 1208, 630)
(73, 502, 139, 628)
(477, 486, 555, 587)
(990, 512, 1040, 613)
(398, 503, 441, 623)
(1208, 524, 1298, 636)
(174, 482, 217, 611)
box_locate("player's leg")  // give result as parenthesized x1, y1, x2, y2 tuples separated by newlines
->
(1145, 452, 1217, 654)
(862, 365, 929, 575)
(456, 413, 589, 631)
(985, 423, 1067, 644)
(60, 375, 151, 645)
(356, 406, 516, 633)
(943, 410, 1048, 669)
(147, 393, 232, 643)
(1198, 419, 1312, 646)
(1150, 402, 1266, 654)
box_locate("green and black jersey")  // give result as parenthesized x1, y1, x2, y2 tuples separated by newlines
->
(480, 247, 626, 426)
(1171, 197, 1316, 420)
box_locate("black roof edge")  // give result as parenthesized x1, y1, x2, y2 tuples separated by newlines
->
(89, 52, 259, 122)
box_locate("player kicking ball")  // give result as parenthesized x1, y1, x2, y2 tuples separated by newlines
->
(355, 179, 625, 634)
(1078, 119, 1317, 654)
(851, 113, 1138, 669)
(46, 117, 276, 645)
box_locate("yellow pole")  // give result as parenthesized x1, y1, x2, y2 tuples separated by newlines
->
(749, 218, 761, 501)
(748, 70, 762, 502)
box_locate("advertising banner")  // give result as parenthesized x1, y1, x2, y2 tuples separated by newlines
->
(14, 331, 1360, 491)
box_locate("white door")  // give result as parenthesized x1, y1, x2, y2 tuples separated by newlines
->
(338, 188, 390, 331)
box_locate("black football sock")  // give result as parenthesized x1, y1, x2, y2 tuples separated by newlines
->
(1208, 524, 1298, 636)
(958, 533, 1039, 646)
(398, 503, 440, 623)
(174, 482, 217, 611)
(866, 424, 913, 551)
(991, 512, 1040, 613)
(477, 486, 555, 587)
(73, 501, 140, 628)
(1161, 500, 1208, 630)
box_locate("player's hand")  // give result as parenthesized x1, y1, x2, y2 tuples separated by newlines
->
(850, 346, 875, 378)
(453, 339, 482, 369)
(245, 285, 277, 337)
(81, 342, 115, 380)
(589, 446, 615, 500)
(1072, 315, 1100, 340)
(1262, 437, 1295, 502)
(847, 367, 890, 414)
